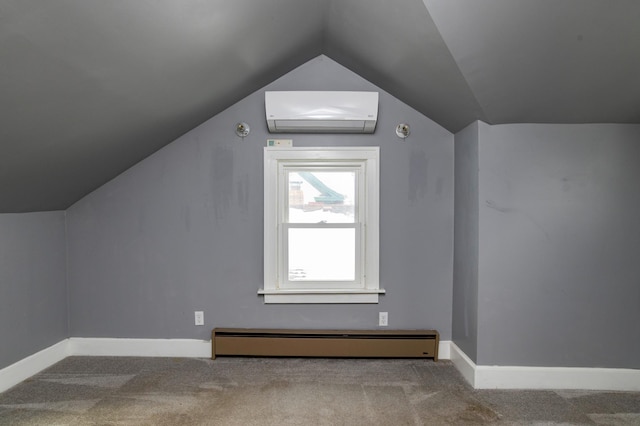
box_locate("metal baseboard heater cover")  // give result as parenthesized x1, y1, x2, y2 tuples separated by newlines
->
(212, 328, 439, 361)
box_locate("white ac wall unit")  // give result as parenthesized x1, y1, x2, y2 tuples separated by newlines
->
(265, 91, 378, 133)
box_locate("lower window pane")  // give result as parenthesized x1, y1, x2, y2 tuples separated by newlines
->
(288, 228, 355, 281)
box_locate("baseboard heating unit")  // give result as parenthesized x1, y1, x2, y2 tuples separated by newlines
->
(211, 328, 439, 361)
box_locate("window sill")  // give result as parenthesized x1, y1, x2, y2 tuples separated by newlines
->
(257, 288, 385, 304)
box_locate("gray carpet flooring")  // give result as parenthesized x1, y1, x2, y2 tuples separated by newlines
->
(0, 356, 638, 425)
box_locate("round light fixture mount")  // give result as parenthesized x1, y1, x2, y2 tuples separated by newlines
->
(235, 122, 250, 138)
(396, 123, 410, 139)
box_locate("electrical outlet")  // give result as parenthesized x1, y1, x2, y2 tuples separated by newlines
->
(194, 311, 204, 326)
(379, 312, 388, 327)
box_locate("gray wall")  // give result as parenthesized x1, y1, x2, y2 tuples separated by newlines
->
(477, 123, 640, 368)
(0, 212, 68, 369)
(6, 67, 640, 372)
(66, 55, 454, 340)
(452, 121, 480, 361)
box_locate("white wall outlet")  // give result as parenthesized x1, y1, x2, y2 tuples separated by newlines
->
(378, 312, 388, 327)
(194, 311, 204, 326)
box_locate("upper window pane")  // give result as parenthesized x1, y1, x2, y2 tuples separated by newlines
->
(287, 171, 355, 223)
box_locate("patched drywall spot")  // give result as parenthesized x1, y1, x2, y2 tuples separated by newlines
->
(182, 204, 191, 232)
(485, 200, 512, 214)
(409, 149, 428, 203)
(485, 200, 550, 240)
(138, 206, 148, 234)
(159, 157, 169, 185)
(236, 173, 249, 214)
(211, 146, 234, 220)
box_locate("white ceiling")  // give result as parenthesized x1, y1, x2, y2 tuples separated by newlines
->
(1, 0, 638, 212)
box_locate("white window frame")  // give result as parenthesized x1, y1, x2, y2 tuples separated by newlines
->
(259, 147, 383, 303)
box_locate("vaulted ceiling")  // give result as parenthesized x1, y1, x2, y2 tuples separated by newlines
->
(1, 0, 639, 212)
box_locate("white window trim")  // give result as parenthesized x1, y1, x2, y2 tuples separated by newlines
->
(259, 146, 384, 303)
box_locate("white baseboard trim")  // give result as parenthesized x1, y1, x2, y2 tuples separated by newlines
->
(68, 338, 212, 358)
(449, 341, 640, 391)
(475, 365, 640, 391)
(438, 340, 451, 360)
(0, 338, 211, 393)
(0, 340, 69, 393)
(449, 341, 476, 386)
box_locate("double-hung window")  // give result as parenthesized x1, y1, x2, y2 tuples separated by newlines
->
(260, 147, 383, 303)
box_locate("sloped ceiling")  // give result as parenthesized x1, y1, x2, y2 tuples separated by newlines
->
(1, 0, 639, 213)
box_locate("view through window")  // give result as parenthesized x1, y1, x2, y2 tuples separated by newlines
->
(286, 170, 357, 284)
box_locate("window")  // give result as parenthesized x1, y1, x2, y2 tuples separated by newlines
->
(259, 147, 383, 303)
